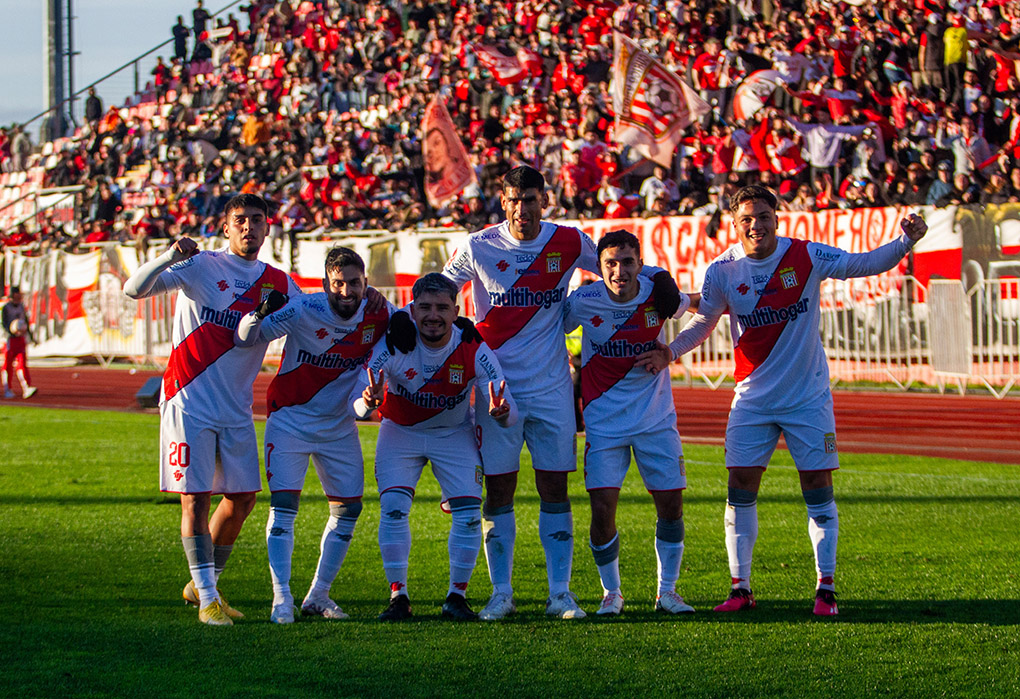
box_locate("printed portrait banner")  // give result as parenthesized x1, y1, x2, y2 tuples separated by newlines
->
(422, 97, 477, 208)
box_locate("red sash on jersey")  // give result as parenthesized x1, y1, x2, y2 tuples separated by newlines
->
(477, 226, 581, 349)
(379, 337, 478, 426)
(163, 264, 289, 401)
(733, 239, 813, 382)
(266, 307, 389, 415)
(581, 290, 663, 409)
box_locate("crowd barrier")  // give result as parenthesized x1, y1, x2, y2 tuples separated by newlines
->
(3, 209, 1018, 397)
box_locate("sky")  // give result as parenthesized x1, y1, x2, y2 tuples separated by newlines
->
(0, 0, 241, 135)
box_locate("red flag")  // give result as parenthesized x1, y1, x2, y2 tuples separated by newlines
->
(422, 97, 477, 207)
(611, 32, 710, 167)
(474, 44, 529, 85)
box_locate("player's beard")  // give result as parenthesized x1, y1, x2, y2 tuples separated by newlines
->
(330, 294, 360, 319)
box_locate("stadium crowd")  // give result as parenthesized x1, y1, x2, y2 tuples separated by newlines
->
(3, 0, 1020, 256)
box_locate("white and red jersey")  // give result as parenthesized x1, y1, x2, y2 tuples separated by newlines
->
(159, 250, 300, 426)
(564, 277, 689, 439)
(670, 235, 913, 413)
(255, 294, 394, 442)
(366, 326, 515, 432)
(443, 221, 600, 395)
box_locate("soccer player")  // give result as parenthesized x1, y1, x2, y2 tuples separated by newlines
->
(358, 273, 517, 622)
(436, 165, 682, 621)
(639, 185, 928, 615)
(2, 286, 38, 399)
(563, 230, 697, 616)
(234, 246, 393, 624)
(124, 193, 300, 626)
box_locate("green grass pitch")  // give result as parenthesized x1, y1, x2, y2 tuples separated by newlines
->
(0, 406, 1017, 698)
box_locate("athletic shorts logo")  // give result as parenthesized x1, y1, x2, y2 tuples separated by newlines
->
(475, 464, 483, 485)
(449, 364, 464, 384)
(678, 455, 686, 476)
(362, 325, 376, 344)
(216, 279, 229, 291)
(644, 307, 659, 328)
(779, 266, 798, 289)
(824, 432, 837, 454)
(546, 252, 561, 273)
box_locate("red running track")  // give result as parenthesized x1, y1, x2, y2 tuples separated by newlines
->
(8, 366, 1020, 465)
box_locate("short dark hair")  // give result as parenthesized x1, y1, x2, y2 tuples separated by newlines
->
(9, 286, 20, 295)
(412, 272, 458, 302)
(728, 184, 778, 214)
(502, 165, 545, 192)
(596, 229, 641, 260)
(223, 193, 269, 217)
(324, 246, 365, 275)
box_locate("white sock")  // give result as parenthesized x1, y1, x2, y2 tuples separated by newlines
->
(447, 500, 482, 598)
(266, 506, 297, 603)
(590, 534, 621, 595)
(379, 489, 413, 598)
(182, 534, 217, 608)
(655, 517, 685, 595)
(724, 488, 758, 589)
(482, 503, 515, 596)
(805, 487, 838, 591)
(540, 501, 574, 596)
(308, 501, 361, 598)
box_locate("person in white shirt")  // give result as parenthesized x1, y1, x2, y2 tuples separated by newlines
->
(124, 193, 301, 626)
(359, 273, 517, 622)
(234, 246, 393, 624)
(639, 185, 927, 616)
(563, 230, 699, 617)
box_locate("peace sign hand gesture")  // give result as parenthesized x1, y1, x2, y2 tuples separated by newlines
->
(363, 368, 385, 410)
(488, 380, 510, 422)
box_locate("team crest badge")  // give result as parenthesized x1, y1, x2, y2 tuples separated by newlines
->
(259, 283, 276, 302)
(449, 364, 464, 384)
(779, 266, 798, 289)
(824, 432, 837, 454)
(475, 464, 484, 486)
(546, 252, 561, 274)
(644, 307, 659, 328)
(362, 324, 376, 344)
(678, 456, 686, 476)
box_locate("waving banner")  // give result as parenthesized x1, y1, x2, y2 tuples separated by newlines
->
(611, 32, 710, 167)
(422, 97, 476, 208)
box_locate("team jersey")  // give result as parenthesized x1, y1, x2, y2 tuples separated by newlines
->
(442, 220, 601, 396)
(365, 326, 515, 432)
(254, 293, 394, 442)
(564, 277, 689, 438)
(159, 249, 300, 426)
(670, 235, 913, 413)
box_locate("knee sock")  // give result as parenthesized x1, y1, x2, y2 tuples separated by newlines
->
(447, 498, 482, 598)
(182, 533, 216, 607)
(308, 500, 362, 598)
(266, 498, 298, 604)
(482, 503, 515, 596)
(655, 517, 685, 595)
(590, 533, 621, 595)
(540, 500, 574, 597)
(804, 486, 838, 590)
(724, 487, 758, 589)
(379, 488, 414, 598)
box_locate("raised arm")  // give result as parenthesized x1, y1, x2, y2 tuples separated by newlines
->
(123, 237, 199, 299)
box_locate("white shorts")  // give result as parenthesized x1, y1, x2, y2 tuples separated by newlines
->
(264, 421, 364, 499)
(374, 421, 483, 503)
(584, 424, 687, 492)
(159, 402, 261, 494)
(475, 380, 577, 476)
(725, 394, 839, 472)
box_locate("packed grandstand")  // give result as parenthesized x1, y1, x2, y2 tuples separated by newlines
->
(2, 0, 1020, 255)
